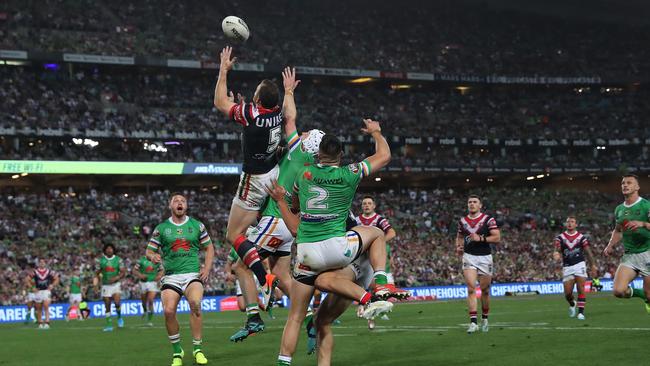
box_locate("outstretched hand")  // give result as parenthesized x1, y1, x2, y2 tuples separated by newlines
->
(282, 67, 301, 93)
(220, 46, 237, 72)
(265, 180, 287, 202)
(361, 118, 382, 135)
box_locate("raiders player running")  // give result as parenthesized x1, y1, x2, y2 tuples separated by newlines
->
(553, 216, 597, 320)
(455, 195, 500, 333)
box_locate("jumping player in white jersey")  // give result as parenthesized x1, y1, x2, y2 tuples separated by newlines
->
(455, 194, 501, 333)
(552, 216, 597, 320)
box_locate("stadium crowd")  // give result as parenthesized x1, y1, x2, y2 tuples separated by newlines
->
(2, 66, 650, 140)
(0, 188, 623, 305)
(1, 0, 649, 78)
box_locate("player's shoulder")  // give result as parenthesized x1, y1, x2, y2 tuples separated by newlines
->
(188, 216, 208, 231)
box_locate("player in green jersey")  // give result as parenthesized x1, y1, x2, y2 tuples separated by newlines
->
(94, 243, 126, 331)
(229, 67, 326, 342)
(133, 255, 164, 326)
(604, 174, 650, 313)
(274, 119, 407, 366)
(146, 193, 214, 366)
(22, 266, 36, 324)
(65, 267, 84, 321)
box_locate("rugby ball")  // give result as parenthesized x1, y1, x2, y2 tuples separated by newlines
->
(222, 16, 250, 43)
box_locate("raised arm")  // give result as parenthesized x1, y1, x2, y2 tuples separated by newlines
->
(361, 119, 391, 172)
(213, 46, 238, 115)
(281, 67, 301, 136)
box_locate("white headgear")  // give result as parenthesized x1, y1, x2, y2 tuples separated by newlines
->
(301, 129, 325, 156)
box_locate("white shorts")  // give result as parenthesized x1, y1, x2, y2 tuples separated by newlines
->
(69, 293, 83, 304)
(34, 290, 51, 303)
(563, 262, 587, 282)
(232, 165, 279, 211)
(248, 216, 293, 255)
(294, 232, 362, 284)
(620, 251, 650, 277)
(462, 253, 493, 276)
(26, 292, 37, 303)
(348, 253, 374, 288)
(101, 282, 122, 298)
(161, 273, 201, 295)
(140, 281, 160, 294)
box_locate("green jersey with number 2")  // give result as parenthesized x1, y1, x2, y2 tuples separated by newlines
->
(294, 160, 371, 244)
(262, 131, 315, 218)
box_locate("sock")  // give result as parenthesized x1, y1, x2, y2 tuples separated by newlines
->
(470, 311, 478, 324)
(359, 292, 372, 305)
(277, 355, 292, 365)
(147, 311, 154, 321)
(246, 303, 260, 319)
(568, 299, 576, 307)
(169, 334, 182, 355)
(577, 295, 586, 314)
(105, 313, 112, 326)
(374, 270, 388, 285)
(481, 306, 489, 320)
(192, 338, 202, 352)
(631, 288, 647, 300)
(313, 294, 322, 309)
(142, 303, 147, 313)
(116, 306, 122, 319)
(234, 236, 268, 286)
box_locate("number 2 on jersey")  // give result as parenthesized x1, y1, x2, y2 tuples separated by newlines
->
(267, 126, 281, 153)
(307, 186, 329, 209)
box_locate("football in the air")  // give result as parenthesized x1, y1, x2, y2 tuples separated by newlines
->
(222, 16, 250, 43)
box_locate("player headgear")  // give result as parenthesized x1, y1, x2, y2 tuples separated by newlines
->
(302, 129, 325, 156)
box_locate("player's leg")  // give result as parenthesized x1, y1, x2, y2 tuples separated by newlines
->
(354, 226, 409, 299)
(42, 297, 51, 328)
(313, 289, 323, 311)
(102, 296, 113, 331)
(478, 274, 491, 331)
(575, 276, 587, 319)
(270, 255, 292, 299)
(185, 281, 207, 365)
(34, 301, 43, 328)
(563, 278, 577, 317)
(24, 300, 33, 324)
(313, 270, 373, 306)
(612, 265, 641, 298)
(463, 268, 479, 333)
(141, 289, 148, 317)
(230, 259, 265, 342)
(227, 202, 273, 291)
(146, 290, 156, 324)
(113, 292, 124, 328)
(278, 279, 314, 366)
(643, 275, 650, 314)
(161, 289, 184, 365)
(315, 293, 354, 366)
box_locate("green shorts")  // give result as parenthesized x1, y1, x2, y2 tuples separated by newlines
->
(620, 250, 650, 277)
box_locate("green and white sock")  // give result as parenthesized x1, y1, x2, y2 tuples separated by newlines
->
(374, 270, 388, 285)
(169, 334, 182, 355)
(277, 355, 291, 365)
(105, 313, 112, 326)
(246, 303, 260, 319)
(192, 338, 202, 352)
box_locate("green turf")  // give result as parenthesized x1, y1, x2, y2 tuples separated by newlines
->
(3, 294, 649, 365)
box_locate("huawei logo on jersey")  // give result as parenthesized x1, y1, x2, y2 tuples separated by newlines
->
(171, 238, 191, 252)
(145, 265, 154, 272)
(304, 171, 313, 180)
(105, 266, 116, 273)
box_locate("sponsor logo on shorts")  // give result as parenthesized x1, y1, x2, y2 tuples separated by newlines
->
(298, 263, 312, 271)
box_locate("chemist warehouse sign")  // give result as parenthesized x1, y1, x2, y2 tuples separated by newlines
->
(0, 279, 627, 323)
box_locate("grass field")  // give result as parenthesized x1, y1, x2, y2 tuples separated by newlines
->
(3, 293, 649, 366)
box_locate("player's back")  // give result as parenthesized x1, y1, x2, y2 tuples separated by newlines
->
(296, 163, 364, 244)
(231, 102, 283, 174)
